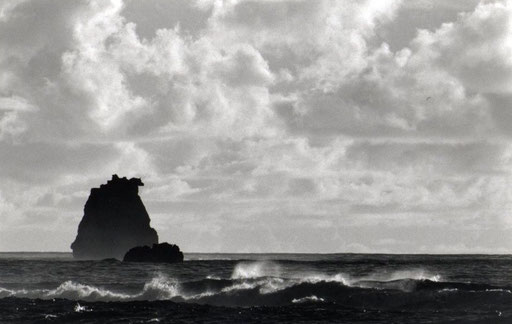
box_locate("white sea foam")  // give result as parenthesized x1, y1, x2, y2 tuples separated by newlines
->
(258, 277, 291, 294)
(292, 295, 325, 304)
(345, 269, 442, 292)
(378, 269, 441, 282)
(206, 275, 221, 280)
(186, 290, 216, 299)
(0, 287, 15, 298)
(0, 267, 445, 303)
(227, 262, 442, 295)
(231, 261, 281, 279)
(221, 281, 260, 292)
(136, 274, 179, 300)
(326, 269, 441, 288)
(221, 277, 294, 295)
(300, 273, 351, 286)
(74, 302, 88, 313)
(273, 268, 440, 288)
(0, 273, 181, 302)
(0, 287, 45, 299)
(226, 263, 351, 295)
(440, 288, 459, 293)
(228, 262, 348, 294)
(485, 289, 512, 294)
(45, 281, 130, 301)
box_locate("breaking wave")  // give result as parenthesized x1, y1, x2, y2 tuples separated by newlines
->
(292, 295, 325, 304)
(0, 274, 179, 302)
(1, 262, 511, 307)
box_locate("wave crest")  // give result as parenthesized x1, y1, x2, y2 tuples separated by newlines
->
(231, 261, 281, 279)
(2, 264, 509, 307)
(138, 274, 179, 300)
(292, 295, 325, 304)
(46, 281, 130, 301)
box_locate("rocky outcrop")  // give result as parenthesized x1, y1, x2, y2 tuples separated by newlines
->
(123, 243, 184, 263)
(71, 175, 159, 260)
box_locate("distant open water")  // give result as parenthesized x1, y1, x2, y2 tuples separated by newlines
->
(0, 253, 511, 323)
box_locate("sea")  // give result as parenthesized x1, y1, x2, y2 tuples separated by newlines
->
(0, 253, 511, 323)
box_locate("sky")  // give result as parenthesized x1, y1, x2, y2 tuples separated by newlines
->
(1, 0, 512, 253)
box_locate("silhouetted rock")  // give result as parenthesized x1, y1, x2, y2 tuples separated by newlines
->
(71, 175, 159, 260)
(123, 243, 184, 263)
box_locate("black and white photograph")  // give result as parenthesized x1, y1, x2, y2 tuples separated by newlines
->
(1, 0, 512, 322)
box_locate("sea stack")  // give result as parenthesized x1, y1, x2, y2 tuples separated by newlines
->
(123, 243, 184, 263)
(71, 175, 159, 260)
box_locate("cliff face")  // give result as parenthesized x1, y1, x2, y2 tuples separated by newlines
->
(71, 175, 159, 260)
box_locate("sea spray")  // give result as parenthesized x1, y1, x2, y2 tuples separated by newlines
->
(137, 273, 180, 300)
(0, 268, 447, 304)
(1, 253, 511, 319)
(46, 281, 131, 301)
(231, 261, 282, 279)
(292, 295, 325, 304)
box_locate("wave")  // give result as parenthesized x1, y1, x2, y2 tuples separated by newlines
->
(291, 295, 325, 304)
(1, 262, 511, 307)
(231, 261, 282, 279)
(0, 274, 179, 302)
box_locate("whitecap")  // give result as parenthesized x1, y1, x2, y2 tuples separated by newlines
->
(74, 302, 88, 313)
(231, 261, 281, 279)
(0, 287, 15, 298)
(136, 273, 180, 300)
(206, 275, 222, 280)
(361, 269, 442, 283)
(45, 281, 130, 301)
(0, 273, 182, 302)
(485, 289, 512, 294)
(440, 288, 458, 293)
(292, 295, 325, 304)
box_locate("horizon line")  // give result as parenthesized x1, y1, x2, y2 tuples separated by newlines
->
(0, 251, 511, 256)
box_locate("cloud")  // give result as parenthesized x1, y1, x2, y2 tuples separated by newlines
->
(277, 40, 492, 140)
(1, 0, 511, 253)
(0, 141, 118, 184)
(345, 141, 510, 175)
(416, 0, 512, 94)
(0, 96, 34, 140)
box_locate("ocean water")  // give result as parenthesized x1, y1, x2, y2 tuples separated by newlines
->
(0, 253, 511, 323)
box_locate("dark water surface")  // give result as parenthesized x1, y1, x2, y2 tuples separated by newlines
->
(0, 253, 511, 323)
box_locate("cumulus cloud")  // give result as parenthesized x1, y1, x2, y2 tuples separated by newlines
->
(419, 0, 512, 94)
(0, 0, 511, 253)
